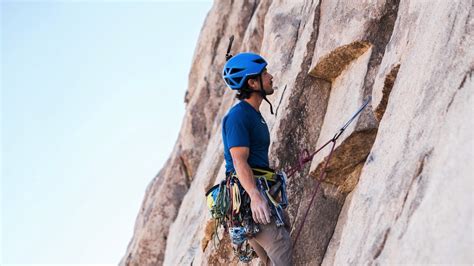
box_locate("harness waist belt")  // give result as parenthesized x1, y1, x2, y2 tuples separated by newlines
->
(227, 167, 276, 182)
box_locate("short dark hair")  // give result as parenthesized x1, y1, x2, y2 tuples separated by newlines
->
(236, 75, 258, 100)
(236, 87, 253, 100)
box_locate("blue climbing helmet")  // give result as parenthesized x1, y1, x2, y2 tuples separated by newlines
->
(222, 52, 268, 90)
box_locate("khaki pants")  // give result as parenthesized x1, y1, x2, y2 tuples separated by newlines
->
(248, 222, 292, 265)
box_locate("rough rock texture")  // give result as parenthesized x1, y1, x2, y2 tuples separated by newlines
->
(324, 1, 474, 264)
(121, 0, 473, 265)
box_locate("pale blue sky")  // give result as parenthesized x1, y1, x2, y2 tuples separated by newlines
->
(1, 0, 212, 264)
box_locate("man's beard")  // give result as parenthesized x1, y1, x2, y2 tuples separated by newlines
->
(264, 87, 275, 95)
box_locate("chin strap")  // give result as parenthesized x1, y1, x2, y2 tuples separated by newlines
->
(258, 76, 274, 115)
(244, 75, 274, 115)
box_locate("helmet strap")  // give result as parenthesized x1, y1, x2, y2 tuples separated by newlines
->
(258, 75, 274, 115)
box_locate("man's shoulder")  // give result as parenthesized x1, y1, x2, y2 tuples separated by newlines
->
(225, 101, 249, 119)
(223, 102, 252, 128)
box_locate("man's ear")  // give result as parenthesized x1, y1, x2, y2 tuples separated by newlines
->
(247, 78, 257, 89)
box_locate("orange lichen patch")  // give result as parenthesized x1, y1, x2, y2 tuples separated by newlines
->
(309, 41, 372, 82)
(337, 162, 364, 194)
(374, 64, 401, 121)
(201, 219, 216, 251)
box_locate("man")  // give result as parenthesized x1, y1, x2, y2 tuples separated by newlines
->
(222, 52, 292, 265)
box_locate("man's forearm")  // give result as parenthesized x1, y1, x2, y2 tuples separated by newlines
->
(234, 160, 260, 199)
(233, 156, 271, 225)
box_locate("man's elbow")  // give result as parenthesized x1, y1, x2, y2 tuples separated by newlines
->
(233, 158, 247, 169)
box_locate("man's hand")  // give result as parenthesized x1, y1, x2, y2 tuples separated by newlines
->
(248, 190, 272, 224)
(230, 146, 272, 225)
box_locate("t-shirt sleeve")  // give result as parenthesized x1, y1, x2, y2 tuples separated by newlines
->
(224, 112, 250, 148)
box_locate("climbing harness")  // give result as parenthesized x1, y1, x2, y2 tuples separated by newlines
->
(205, 168, 289, 262)
(287, 96, 372, 247)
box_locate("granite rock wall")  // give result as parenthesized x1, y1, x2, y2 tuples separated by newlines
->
(121, 0, 473, 264)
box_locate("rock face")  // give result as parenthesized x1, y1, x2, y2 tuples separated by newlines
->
(121, 0, 473, 265)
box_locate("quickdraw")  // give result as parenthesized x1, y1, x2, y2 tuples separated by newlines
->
(287, 96, 372, 247)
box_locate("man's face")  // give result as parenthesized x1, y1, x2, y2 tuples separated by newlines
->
(261, 68, 274, 95)
(248, 68, 274, 95)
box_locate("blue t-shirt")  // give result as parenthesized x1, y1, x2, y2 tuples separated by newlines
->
(222, 100, 270, 173)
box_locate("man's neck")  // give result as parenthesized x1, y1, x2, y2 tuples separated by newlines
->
(244, 94, 263, 112)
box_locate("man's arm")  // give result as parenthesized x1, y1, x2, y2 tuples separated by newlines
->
(230, 146, 271, 225)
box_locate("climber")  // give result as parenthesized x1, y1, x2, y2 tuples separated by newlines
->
(221, 52, 292, 265)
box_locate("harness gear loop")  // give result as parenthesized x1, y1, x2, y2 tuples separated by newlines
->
(232, 182, 241, 213)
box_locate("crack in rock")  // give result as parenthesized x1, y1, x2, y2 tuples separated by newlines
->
(446, 69, 473, 111)
(373, 228, 391, 260)
(374, 64, 401, 121)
